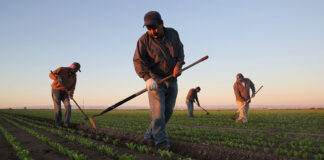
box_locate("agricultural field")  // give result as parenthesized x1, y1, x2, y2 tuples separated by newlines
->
(0, 109, 323, 160)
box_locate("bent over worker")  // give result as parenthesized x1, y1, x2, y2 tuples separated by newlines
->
(133, 11, 185, 150)
(49, 62, 81, 127)
(233, 73, 255, 123)
(186, 87, 201, 118)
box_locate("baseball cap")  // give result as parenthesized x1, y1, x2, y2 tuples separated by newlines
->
(71, 62, 81, 72)
(143, 11, 162, 27)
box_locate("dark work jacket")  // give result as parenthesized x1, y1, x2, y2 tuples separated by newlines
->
(133, 27, 185, 81)
(186, 88, 198, 102)
(49, 67, 76, 94)
(233, 78, 255, 102)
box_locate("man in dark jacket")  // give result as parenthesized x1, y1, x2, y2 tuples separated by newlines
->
(49, 62, 81, 126)
(133, 11, 185, 150)
(233, 73, 255, 123)
(186, 87, 201, 118)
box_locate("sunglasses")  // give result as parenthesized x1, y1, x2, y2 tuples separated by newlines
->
(146, 24, 159, 30)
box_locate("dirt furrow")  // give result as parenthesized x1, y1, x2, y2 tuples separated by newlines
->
(0, 118, 68, 160)
(0, 129, 17, 160)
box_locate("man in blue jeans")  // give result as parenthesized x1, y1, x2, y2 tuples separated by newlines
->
(49, 62, 81, 127)
(186, 87, 201, 118)
(133, 11, 185, 150)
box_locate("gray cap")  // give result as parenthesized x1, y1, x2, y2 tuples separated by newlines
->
(143, 11, 162, 27)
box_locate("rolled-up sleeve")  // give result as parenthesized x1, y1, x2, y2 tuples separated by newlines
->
(133, 39, 151, 81)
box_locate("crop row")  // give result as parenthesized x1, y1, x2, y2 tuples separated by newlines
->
(1, 116, 88, 160)
(9, 115, 137, 160)
(77, 116, 324, 159)
(0, 123, 33, 160)
(2, 110, 322, 133)
(7, 112, 323, 160)
(5, 113, 192, 160)
(92, 117, 323, 148)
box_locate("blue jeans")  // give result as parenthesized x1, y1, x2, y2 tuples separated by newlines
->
(186, 100, 194, 118)
(144, 79, 178, 149)
(52, 89, 71, 126)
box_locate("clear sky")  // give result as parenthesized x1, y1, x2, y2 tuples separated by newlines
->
(0, 0, 323, 109)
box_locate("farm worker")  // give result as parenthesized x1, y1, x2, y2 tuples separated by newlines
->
(133, 11, 185, 150)
(49, 62, 81, 127)
(233, 73, 255, 123)
(186, 87, 201, 118)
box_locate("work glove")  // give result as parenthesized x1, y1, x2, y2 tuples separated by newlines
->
(145, 78, 157, 91)
(173, 65, 182, 77)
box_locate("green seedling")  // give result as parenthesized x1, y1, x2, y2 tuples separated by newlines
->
(103, 137, 110, 143)
(158, 149, 173, 159)
(118, 154, 136, 160)
(112, 139, 119, 146)
(87, 133, 92, 138)
(137, 145, 151, 154)
(125, 142, 136, 150)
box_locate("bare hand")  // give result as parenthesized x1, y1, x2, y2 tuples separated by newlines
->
(173, 65, 182, 77)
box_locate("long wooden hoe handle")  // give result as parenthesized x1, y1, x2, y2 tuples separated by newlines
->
(91, 56, 209, 121)
(236, 85, 263, 113)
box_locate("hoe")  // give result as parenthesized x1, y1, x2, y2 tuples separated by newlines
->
(230, 85, 263, 121)
(50, 71, 96, 128)
(89, 55, 209, 129)
(194, 102, 210, 115)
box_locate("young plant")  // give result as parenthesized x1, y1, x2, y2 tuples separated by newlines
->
(103, 137, 110, 143)
(125, 142, 136, 150)
(87, 133, 92, 139)
(96, 145, 116, 157)
(137, 145, 151, 154)
(158, 149, 173, 159)
(118, 154, 136, 160)
(112, 139, 119, 146)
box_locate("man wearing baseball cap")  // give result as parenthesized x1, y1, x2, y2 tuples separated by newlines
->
(49, 62, 81, 127)
(233, 73, 255, 123)
(133, 11, 185, 150)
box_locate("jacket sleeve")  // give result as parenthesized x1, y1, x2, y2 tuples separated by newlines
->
(248, 79, 256, 94)
(133, 39, 152, 81)
(233, 83, 245, 102)
(69, 78, 76, 94)
(49, 67, 62, 80)
(175, 31, 185, 68)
